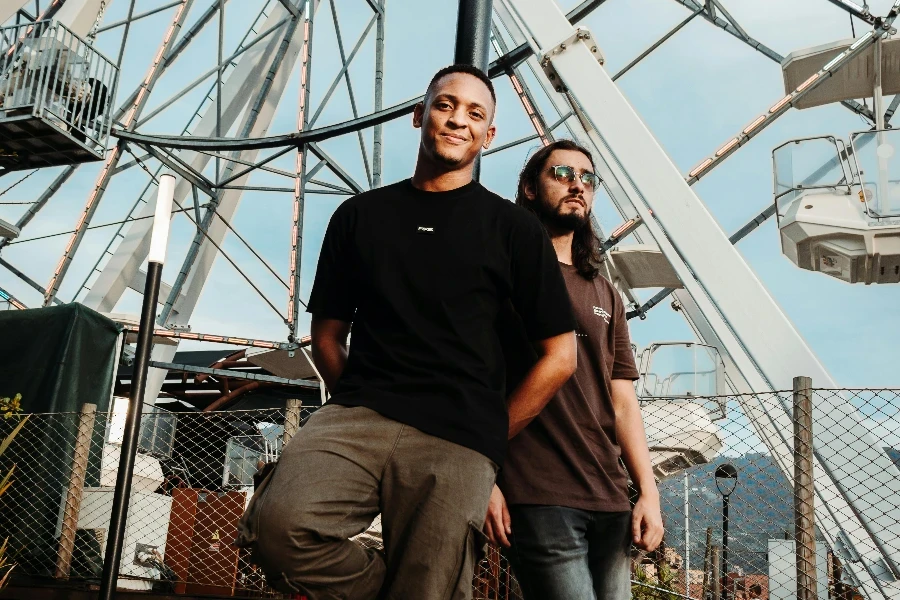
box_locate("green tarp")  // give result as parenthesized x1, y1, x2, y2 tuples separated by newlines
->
(0, 303, 122, 577)
(0, 303, 122, 413)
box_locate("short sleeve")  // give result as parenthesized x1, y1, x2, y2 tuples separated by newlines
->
(306, 203, 357, 321)
(508, 212, 576, 340)
(611, 296, 640, 380)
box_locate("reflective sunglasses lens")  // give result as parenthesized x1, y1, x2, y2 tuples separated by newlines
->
(553, 165, 575, 183)
(582, 173, 601, 189)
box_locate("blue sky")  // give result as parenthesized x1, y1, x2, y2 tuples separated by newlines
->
(1, 0, 897, 388)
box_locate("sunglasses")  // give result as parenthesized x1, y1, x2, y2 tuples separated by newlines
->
(550, 165, 602, 190)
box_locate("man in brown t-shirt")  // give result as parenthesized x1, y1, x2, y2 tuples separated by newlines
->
(486, 139, 664, 599)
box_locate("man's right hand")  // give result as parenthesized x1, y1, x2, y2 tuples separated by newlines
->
(483, 484, 511, 548)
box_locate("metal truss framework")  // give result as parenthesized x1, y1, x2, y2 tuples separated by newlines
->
(0, 0, 888, 344)
(0, 0, 884, 369)
(148, 361, 320, 389)
(78, 0, 887, 335)
(500, 2, 900, 599)
(2, 2, 900, 593)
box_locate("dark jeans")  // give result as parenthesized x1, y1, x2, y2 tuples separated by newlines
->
(506, 506, 631, 600)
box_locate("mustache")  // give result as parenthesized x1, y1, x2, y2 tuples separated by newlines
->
(561, 194, 585, 207)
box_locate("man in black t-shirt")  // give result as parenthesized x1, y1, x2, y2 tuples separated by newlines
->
(236, 65, 577, 600)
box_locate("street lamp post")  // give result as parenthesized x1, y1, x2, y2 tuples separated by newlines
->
(715, 464, 738, 600)
(97, 173, 176, 600)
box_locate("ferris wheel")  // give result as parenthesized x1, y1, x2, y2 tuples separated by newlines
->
(2, 1, 900, 597)
(0, 0, 894, 358)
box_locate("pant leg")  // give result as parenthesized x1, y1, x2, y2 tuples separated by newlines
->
(505, 505, 595, 600)
(586, 511, 632, 600)
(237, 405, 398, 599)
(378, 424, 498, 600)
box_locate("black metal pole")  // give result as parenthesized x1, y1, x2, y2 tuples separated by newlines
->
(721, 493, 730, 600)
(97, 260, 163, 600)
(454, 0, 493, 180)
(454, 0, 493, 69)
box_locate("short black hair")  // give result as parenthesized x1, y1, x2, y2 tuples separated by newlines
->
(426, 64, 496, 107)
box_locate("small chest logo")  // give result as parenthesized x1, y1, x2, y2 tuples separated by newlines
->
(417, 226, 434, 234)
(593, 305, 611, 324)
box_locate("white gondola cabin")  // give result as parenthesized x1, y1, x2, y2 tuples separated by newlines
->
(636, 342, 725, 480)
(774, 132, 900, 284)
(0, 20, 117, 171)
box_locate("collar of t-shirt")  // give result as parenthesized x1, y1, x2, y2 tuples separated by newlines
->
(404, 178, 480, 201)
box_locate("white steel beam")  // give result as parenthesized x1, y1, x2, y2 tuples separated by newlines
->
(85, 1, 309, 408)
(44, 0, 192, 306)
(143, 1, 310, 406)
(83, 5, 287, 314)
(167, 8, 308, 327)
(55, 0, 115, 37)
(503, 0, 900, 595)
(0, 2, 29, 26)
(129, 268, 178, 305)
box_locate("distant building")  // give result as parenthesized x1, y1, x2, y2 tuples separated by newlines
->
(768, 539, 828, 600)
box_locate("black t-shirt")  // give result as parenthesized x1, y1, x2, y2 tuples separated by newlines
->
(306, 178, 575, 465)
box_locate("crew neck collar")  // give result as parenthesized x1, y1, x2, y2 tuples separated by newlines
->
(405, 178, 480, 199)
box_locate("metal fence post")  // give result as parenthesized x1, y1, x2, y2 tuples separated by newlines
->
(710, 545, 721, 600)
(794, 376, 818, 600)
(702, 526, 712, 600)
(55, 402, 97, 579)
(283, 398, 302, 447)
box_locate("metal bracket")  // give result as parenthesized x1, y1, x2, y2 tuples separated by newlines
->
(166, 323, 192, 332)
(539, 27, 604, 93)
(600, 216, 643, 253)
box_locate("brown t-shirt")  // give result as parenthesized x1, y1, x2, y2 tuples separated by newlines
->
(497, 262, 640, 511)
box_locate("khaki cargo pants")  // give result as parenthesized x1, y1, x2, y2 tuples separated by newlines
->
(236, 404, 498, 600)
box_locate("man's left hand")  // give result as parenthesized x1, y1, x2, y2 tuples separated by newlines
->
(632, 491, 664, 551)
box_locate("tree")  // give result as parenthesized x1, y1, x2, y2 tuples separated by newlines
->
(632, 551, 680, 600)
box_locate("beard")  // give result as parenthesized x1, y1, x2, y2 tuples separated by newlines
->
(534, 196, 590, 232)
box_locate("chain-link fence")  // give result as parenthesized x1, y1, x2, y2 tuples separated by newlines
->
(639, 387, 900, 600)
(0, 387, 897, 599)
(0, 405, 292, 595)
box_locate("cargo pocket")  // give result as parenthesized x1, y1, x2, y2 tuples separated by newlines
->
(448, 521, 492, 600)
(234, 461, 278, 549)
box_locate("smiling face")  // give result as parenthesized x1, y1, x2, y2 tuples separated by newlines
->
(413, 72, 496, 170)
(525, 148, 596, 232)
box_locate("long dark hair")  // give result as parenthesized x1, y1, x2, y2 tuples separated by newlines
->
(515, 139, 604, 280)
